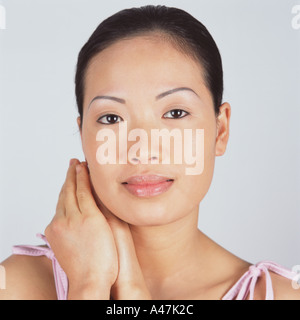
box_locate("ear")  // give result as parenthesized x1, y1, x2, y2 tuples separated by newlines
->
(215, 102, 231, 157)
(77, 116, 88, 164)
(77, 116, 82, 139)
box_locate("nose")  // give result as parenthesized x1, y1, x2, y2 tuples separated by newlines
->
(128, 135, 160, 164)
(127, 124, 162, 165)
(130, 154, 159, 164)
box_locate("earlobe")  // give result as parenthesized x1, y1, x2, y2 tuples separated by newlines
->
(76, 116, 88, 170)
(77, 116, 82, 139)
(215, 102, 231, 157)
(77, 116, 81, 131)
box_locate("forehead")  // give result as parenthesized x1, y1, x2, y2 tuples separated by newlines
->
(84, 35, 207, 104)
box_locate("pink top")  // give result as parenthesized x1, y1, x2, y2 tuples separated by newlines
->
(12, 233, 297, 300)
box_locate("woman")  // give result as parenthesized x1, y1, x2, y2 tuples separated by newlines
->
(0, 5, 299, 300)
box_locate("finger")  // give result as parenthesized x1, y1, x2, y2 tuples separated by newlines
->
(76, 162, 100, 215)
(106, 213, 139, 272)
(45, 181, 66, 237)
(52, 158, 78, 219)
(54, 182, 66, 218)
(107, 215, 148, 292)
(64, 158, 81, 216)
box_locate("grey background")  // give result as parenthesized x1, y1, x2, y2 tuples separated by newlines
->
(0, 0, 299, 269)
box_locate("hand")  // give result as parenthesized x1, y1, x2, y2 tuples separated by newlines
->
(44, 159, 118, 299)
(101, 210, 152, 300)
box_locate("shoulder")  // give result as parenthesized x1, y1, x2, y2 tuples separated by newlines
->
(219, 256, 300, 300)
(0, 253, 57, 300)
(249, 265, 300, 300)
(270, 270, 300, 300)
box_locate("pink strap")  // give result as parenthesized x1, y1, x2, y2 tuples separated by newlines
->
(222, 260, 297, 300)
(12, 233, 68, 300)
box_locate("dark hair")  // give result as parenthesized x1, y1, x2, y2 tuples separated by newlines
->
(75, 5, 223, 129)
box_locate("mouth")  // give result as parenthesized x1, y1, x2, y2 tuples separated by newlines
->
(121, 174, 175, 198)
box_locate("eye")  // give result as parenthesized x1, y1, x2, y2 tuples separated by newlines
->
(97, 114, 122, 125)
(163, 109, 190, 119)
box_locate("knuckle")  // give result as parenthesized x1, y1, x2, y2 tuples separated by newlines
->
(64, 196, 77, 212)
(76, 189, 87, 201)
(64, 184, 74, 195)
(47, 219, 64, 235)
(82, 215, 100, 229)
(66, 216, 78, 230)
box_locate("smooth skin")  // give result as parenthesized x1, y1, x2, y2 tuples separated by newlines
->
(46, 159, 151, 300)
(1, 33, 299, 300)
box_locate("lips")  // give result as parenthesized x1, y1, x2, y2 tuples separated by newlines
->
(121, 174, 175, 197)
(122, 174, 174, 185)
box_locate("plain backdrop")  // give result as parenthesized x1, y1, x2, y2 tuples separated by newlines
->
(0, 0, 299, 270)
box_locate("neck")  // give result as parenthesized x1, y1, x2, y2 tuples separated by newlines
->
(129, 205, 205, 290)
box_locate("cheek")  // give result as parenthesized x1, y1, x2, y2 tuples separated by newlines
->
(80, 134, 115, 195)
(82, 122, 121, 168)
(82, 126, 114, 172)
(178, 120, 216, 202)
(88, 164, 119, 211)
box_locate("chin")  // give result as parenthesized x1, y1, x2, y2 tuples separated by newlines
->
(122, 215, 178, 227)
(114, 202, 184, 226)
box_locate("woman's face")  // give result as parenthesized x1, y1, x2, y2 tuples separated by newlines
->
(78, 35, 227, 226)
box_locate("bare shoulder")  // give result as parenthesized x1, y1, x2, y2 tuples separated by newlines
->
(250, 269, 300, 300)
(0, 253, 57, 300)
(270, 270, 300, 300)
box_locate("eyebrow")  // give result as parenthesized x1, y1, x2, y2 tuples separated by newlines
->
(88, 87, 199, 109)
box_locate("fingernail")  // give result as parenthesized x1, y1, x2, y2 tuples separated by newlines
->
(82, 161, 90, 174)
(69, 159, 76, 166)
(76, 164, 82, 173)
